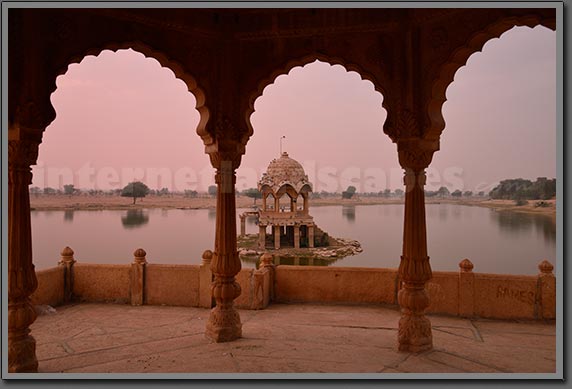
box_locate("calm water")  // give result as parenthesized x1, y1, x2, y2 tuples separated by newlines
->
(31, 204, 556, 275)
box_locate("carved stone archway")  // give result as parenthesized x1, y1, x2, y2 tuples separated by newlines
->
(423, 13, 557, 141)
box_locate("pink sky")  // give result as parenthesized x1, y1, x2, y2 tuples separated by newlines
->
(32, 25, 556, 193)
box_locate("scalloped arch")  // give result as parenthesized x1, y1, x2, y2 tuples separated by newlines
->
(47, 41, 212, 146)
(244, 54, 390, 147)
(425, 14, 556, 141)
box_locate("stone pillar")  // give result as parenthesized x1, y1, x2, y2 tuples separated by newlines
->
(290, 197, 295, 212)
(537, 260, 555, 319)
(239, 215, 246, 237)
(293, 225, 300, 249)
(303, 194, 309, 214)
(130, 248, 147, 306)
(458, 259, 475, 317)
(258, 225, 266, 249)
(206, 161, 242, 342)
(58, 246, 76, 303)
(8, 139, 40, 372)
(262, 194, 267, 211)
(199, 250, 214, 308)
(274, 196, 279, 212)
(308, 225, 315, 248)
(396, 141, 437, 353)
(274, 225, 281, 249)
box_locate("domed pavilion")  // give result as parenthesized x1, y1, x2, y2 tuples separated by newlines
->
(256, 152, 315, 250)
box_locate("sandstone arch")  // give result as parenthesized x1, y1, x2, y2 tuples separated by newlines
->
(425, 15, 556, 141)
(46, 42, 212, 148)
(244, 55, 391, 148)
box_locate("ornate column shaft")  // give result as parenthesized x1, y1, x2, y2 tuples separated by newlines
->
(8, 139, 40, 372)
(308, 225, 315, 248)
(239, 215, 246, 237)
(293, 225, 300, 249)
(205, 161, 242, 342)
(274, 226, 280, 249)
(258, 225, 266, 249)
(397, 141, 437, 353)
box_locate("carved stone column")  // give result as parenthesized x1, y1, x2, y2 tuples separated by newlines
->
(397, 140, 437, 353)
(239, 215, 246, 237)
(205, 161, 242, 342)
(308, 225, 315, 248)
(293, 225, 300, 249)
(8, 139, 40, 372)
(274, 226, 280, 249)
(258, 225, 266, 249)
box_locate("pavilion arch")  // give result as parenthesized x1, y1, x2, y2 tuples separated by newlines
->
(45, 41, 212, 148)
(243, 54, 392, 148)
(275, 184, 298, 200)
(425, 15, 556, 142)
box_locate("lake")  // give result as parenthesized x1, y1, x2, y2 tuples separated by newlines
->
(31, 204, 556, 275)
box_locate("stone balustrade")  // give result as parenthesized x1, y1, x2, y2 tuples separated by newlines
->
(30, 248, 555, 321)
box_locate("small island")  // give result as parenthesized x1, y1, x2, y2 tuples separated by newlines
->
(238, 152, 362, 263)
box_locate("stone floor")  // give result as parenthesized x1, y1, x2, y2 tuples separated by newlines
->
(30, 302, 556, 375)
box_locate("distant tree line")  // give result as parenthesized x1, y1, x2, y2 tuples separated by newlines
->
(488, 178, 556, 200)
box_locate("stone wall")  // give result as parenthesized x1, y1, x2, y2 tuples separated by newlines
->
(275, 266, 398, 304)
(73, 264, 131, 304)
(30, 258, 272, 311)
(273, 260, 556, 320)
(30, 267, 65, 307)
(31, 257, 555, 321)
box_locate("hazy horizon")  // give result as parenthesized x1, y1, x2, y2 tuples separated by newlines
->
(31, 25, 556, 194)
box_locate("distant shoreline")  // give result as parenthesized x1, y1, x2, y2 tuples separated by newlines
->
(29, 194, 556, 219)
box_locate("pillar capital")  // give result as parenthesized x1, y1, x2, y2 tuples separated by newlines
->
(397, 138, 439, 171)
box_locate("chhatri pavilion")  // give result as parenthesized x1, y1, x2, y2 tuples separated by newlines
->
(256, 152, 316, 250)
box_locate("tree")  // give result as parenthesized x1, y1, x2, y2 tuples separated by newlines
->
(477, 191, 485, 197)
(463, 191, 473, 197)
(342, 186, 357, 199)
(63, 184, 75, 197)
(242, 188, 262, 204)
(43, 187, 56, 195)
(451, 189, 462, 197)
(184, 190, 198, 198)
(121, 181, 150, 204)
(208, 185, 217, 198)
(437, 186, 450, 198)
(394, 188, 404, 197)
(157, 187, 169, 197)
(30, 186, 42, 196)
(383, 188, 392, 198)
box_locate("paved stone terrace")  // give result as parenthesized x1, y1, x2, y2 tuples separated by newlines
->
(30, 303, 556, 374)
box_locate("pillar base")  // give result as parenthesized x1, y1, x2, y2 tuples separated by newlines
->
(205, 306, 242, 342)
(8, 332, 38, 373)
(397, 313, 433, 353)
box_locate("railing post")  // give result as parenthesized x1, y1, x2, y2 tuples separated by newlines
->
(199, 250, 214, 308)
(537, 260, 555, 319)
(58, 246, 76, 303)
(130, 248, 147, 306)
(259, 253, 276, 301)
(458, 258, 475, 317)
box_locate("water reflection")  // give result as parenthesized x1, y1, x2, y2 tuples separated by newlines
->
(342, 205, 356, 224)
(491, 210, 556, 243)
(121, 209, 150, 229)
(240, 254, 337, 268)
(63, 210, 74, 223)
(31, 204, 556, 274)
